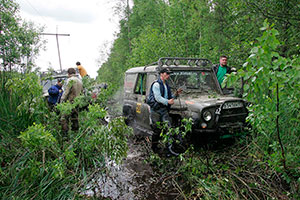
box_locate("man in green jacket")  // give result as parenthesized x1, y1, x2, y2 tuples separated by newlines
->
(213, 55, 232, 86)
(61, 68, 83, 134)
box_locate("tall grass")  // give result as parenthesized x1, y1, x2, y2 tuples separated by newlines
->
(0, 72, 34, 134)
(0, 71, 131, 199)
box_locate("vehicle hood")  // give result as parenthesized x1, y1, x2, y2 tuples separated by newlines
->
(172, 95, 243, 112)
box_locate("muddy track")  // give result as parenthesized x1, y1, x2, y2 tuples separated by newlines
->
(83, 133, 183, 200)
(83, 102, 186, 199)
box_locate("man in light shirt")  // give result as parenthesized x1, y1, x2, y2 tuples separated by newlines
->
(147, 67, 182, 153)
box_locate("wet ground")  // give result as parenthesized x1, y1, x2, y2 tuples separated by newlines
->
(82, 101, 239, 199)
(83, 134, 179, 200)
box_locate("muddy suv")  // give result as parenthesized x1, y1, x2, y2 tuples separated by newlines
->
(123, 57, 248, 142)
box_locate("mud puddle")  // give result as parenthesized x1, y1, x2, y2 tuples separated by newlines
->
(83, 136, 155, 199)
(83, 100, 184, 199)
(83, 134, 185, 200)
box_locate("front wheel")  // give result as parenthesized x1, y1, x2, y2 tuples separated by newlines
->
(123, 106, 135, 126)
(167, 133, 189, 156)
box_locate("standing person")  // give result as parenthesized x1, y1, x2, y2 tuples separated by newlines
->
(147, 67, 182, 154)
(61, 68, 83, 133)
(213, 55, 232, 86)
(76, 61, 88, 78)
(47, 79, 63, 109)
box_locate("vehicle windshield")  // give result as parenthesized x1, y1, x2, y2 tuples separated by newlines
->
(169, 70, 219, 94)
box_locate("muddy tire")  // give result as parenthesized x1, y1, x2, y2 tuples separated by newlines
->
(167, 135, 188, 156)
(123, 106, 135, 126)
(125, 113, 135, 126)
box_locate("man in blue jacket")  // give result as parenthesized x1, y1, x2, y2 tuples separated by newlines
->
(48, 79, 63, 109)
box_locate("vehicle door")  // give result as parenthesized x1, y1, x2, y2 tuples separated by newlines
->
(133, 73, 151, 129)
(123, 73, 138, 121)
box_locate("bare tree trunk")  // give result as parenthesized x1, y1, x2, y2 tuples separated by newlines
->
(276, 82, 287, 170)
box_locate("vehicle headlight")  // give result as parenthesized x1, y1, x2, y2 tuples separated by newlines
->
(203, 110, 212, 121)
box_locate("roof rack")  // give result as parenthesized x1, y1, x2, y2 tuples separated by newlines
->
(158, 57, 211, 67)
(143, 57, 212, 71)
(143, 61, 158, 70)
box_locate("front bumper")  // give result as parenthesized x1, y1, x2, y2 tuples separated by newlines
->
(193, 121, 246, 134)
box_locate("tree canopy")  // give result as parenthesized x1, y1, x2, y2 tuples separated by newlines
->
(97, 0, 300, 88)
(0, 0, 44, 72)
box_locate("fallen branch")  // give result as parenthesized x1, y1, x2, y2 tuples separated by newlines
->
(231, 172, 260, 200)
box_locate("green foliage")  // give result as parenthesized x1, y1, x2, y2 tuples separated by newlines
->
(98, 0, 300, 91)
(0, 1, 133, 199)
(1, 73, 132, 199)
(159, 118, 192, 149)
(97, 0, 266, 88)
(5, 72, 48, 123)
(141, 20, 299, 199)
(0, 0, 45, 71)
(244, 0, 300, 57)
(77, 104, 132, 165)
(19, 123, 57, 152)
(127, 27, 186, 67)
(0, 72, 48, 134)
(227, 21, 300, 194)
(1, 0, 300, 198)
(103, 116, 133, 162)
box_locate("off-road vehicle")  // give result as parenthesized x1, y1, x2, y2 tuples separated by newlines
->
(123, 57, 248, 151)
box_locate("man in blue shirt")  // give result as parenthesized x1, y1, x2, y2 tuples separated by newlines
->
(213, 55, 232, 86)
(147, 67, 182, 154)
(47, 79, 63, 109)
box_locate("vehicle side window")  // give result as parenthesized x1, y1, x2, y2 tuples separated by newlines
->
(134, 73, 147, 95)
(124, 74, 136, 93)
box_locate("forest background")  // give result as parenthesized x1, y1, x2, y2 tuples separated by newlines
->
(1, 0, 300, 199)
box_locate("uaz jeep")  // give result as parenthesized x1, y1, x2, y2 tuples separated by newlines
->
(123, 57, 248, 146)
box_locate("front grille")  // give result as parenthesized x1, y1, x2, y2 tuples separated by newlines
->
(219, 107, 248, 124)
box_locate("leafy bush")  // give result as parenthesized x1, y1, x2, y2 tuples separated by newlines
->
(0, 72, 132, 199)
(226, 21, 300, 196)
(7, 72, 48, 121)
(19, 123, 57, 152)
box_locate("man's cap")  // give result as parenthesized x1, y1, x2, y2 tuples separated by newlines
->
(57, 78, 63, 82)
(159, 68, 172, 74)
